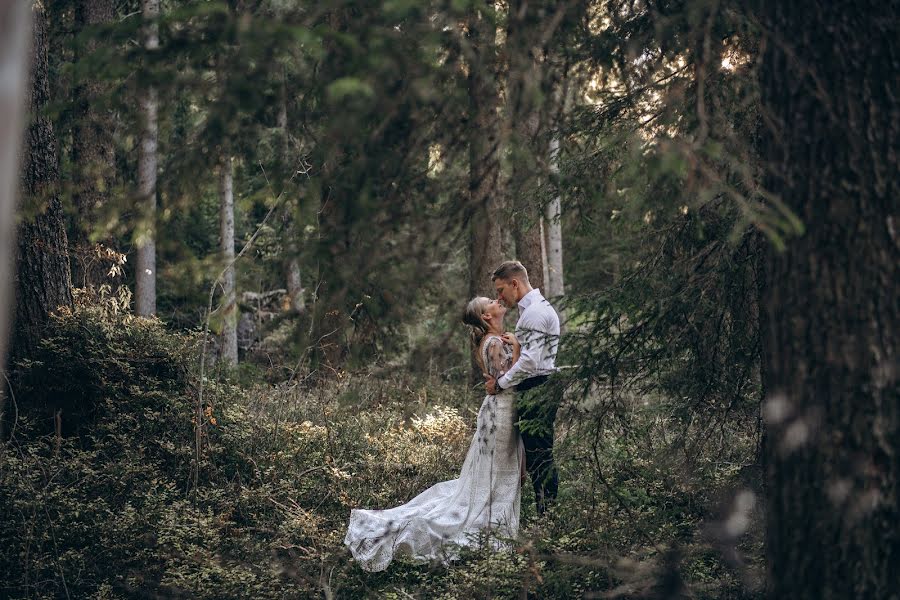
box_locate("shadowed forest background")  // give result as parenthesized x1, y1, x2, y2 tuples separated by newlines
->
(0, 0, 896, 598)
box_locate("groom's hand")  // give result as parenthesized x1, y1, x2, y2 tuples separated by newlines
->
(485, 376, 498, 395)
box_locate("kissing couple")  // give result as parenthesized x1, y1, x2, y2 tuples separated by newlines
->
(344, 260, 561, 572)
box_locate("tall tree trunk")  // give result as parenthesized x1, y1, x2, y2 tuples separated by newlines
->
(219, 157, 238, 365)
(71, 0, 115, 287)
(12, 1, 74, 362)
(513, 216, 544, 291)
(505, 0, 564, 293)
(0, 1, 33, 439)
(135, 0, 158, 316)
(465, 6, 504, 385)
(511, 115, 545, 292)
(285, 257, 304, 313)
(758, 2, 899, 597)
(278, 79, 304, 314)
(543, 136, 564, 298)
(467, 6, 503, 301)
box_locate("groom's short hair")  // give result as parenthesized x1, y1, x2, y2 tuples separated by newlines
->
(491, 261, 529, 283)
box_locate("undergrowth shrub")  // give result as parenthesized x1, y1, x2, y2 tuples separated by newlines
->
(0, 306, 762, 599)
(0, 306, 479, 598)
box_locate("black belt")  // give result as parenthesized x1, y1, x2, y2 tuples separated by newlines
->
(516, 374, 549, 392)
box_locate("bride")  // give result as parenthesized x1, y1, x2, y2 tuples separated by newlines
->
(344, 297, 525, 572)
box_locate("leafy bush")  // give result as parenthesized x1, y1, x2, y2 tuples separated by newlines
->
(0, 306, 762, 599)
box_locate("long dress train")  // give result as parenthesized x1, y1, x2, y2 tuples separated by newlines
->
(344, 335, 523, 572)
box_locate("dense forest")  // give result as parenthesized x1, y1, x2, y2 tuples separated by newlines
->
(0, 0, 897, 598)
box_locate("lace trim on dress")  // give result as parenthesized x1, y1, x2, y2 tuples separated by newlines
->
(481, 335, 513, 382)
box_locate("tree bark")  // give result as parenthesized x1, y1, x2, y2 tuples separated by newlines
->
(11, 1, 74, 362)
(219, 157, 238, 365)
(758, 2, 899, 597)
(543, 136, 564, 298)
(285, 256, 304, 313)
(513, 205, 544, 292)
(135, 0, 158, 317)
(505, 0, 563, 294)
(510, 114, 544, 292)
(278, 79, 304, 314)
(0, 1, 33, 438)
(71, 0, 116, 287)
(466, 6, 504, 300)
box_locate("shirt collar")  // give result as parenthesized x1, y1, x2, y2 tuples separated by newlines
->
(518, 288, 542, 312)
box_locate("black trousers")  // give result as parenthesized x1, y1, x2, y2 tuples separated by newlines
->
(516, 375, 558, 514)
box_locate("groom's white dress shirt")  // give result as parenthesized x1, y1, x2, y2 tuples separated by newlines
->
(497, 288, 560, 390)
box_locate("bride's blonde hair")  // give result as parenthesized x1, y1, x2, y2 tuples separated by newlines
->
(463, 297, 491, 347)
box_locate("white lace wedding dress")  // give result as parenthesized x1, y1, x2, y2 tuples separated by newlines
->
(344, 335, 523, 572)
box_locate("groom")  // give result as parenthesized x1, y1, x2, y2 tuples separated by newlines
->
(484, 260, 561, 514)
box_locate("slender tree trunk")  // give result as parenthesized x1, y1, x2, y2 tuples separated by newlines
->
(12, 1, 74, 363)
(135, 0, 158, 316)
(512, 206, 544, 291)
(286, 258, 304, 313)
(505, 0, 564, 293)
(543, 136, 564, 298)
(510, 113, 544, 292)
(465, 6, 505, 384)
(540, 219, 549, 289)
(276, 76, 289, 158)
(758, 2, 899, 597)
(467, 7, 503, 301)
(0, 1, 33, 439)
(219, 157, 237, 365)
(278, 79, 304, 314)
(71, 0, 115, 287)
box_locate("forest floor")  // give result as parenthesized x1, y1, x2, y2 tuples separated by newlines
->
(0, 309, 764, 598)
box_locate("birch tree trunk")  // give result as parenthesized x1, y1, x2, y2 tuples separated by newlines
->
(758, 1, 899, 596)
(0, 1, 32, 439)
(286, 258, 304, 313)
(219, 157, 238, 366)
(135, 0, 158, 316)
(466, 6, 503, 300)
(12, 0, 73, 362)
(543, 136, 564, 298)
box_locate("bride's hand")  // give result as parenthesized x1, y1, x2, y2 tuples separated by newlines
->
(501, 332, 519, 352)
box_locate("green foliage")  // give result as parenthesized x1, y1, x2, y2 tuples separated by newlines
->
(1, 306, 761, 598)
(327, 76, 376, 102)
(14, 0, 778, 596)
(2, 308, 199, 597)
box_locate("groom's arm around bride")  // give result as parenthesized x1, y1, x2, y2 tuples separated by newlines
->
(484, 261, 561, 514)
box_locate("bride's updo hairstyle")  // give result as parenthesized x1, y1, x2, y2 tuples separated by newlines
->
(463, 297, 491, 347)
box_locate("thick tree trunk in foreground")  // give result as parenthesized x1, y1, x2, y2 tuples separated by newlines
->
(71, 0, 116, 287)
(0, 1, 33, 439)
(12, 2, 73, 362)
(467, 7, 503, 301)
(219, 157, 237, 366)
(135, 0, 159, 316)
(759, 2, 899, 597)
